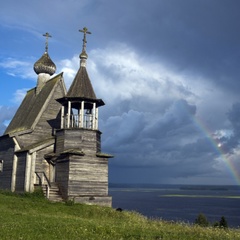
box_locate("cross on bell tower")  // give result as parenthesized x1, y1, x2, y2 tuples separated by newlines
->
(79, 27, 91, 53)
(79, 27, 91, 67)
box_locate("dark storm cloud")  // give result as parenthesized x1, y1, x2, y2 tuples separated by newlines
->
(89, 0, 240, 93)
(102, 99, 220, 183)
(222, 102, 240, 151)
(143, 100, 196, 138)
(86, 42, 239, 184)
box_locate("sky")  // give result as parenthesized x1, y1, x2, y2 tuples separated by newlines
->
(0, 0, 240, 185)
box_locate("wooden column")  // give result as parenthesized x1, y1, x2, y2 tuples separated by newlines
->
(81, 101, 84, 128)
(95, 108, 99, 130)
(93, 103, 96, 130)
(24, 153, 31, 192)
(78, 108, 81, 128)
(61, 106, 64, 128)
(49, 164, 55, 182)
(11, 156, 17, 192)
(29, 151, 36, 192)
(67, 101, 71, 128)
(11, 137, 21, 192)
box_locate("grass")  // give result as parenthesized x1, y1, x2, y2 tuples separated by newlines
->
(0, 190, 239, 240)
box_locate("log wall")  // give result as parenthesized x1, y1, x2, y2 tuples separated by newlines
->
(68, 155, 109, 196)
(55, 129, 101, 154)
(15, 152, 26, 191)
(55, 159, 69, 200)
(0, 136, 15, 189)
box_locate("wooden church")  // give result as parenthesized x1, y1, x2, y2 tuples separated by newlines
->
(0, 28, 113, 207)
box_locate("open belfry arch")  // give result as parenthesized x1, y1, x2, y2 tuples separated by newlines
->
(0, 28, 113, 207)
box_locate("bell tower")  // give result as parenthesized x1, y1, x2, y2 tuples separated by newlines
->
(59, 27, 104, 131)
(52, 28, 113, 206)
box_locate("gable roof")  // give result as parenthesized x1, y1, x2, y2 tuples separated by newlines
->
(5, 73, 64, 135)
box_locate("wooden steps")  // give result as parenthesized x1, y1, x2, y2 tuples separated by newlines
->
(41, 182, 63, 202)
(49, 182, 63, 202)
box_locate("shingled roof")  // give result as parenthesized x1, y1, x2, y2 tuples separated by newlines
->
(5, 73, 64, 135)
(66, 66, 96, 99)
(57, 65, 104, 108)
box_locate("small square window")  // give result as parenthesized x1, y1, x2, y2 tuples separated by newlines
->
(0, 160, 3, 172)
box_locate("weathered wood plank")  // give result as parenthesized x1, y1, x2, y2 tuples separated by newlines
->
(0, 137, 15, 189)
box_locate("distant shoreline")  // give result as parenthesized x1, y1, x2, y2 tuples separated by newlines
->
(109, 183, 240, 190)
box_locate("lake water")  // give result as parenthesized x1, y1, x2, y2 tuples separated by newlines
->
(109, 184, 240, 228)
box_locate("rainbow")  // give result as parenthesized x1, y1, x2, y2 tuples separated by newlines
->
(192, 115, 240, 185)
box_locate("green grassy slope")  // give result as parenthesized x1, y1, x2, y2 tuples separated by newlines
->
(0, 191, 239, 240)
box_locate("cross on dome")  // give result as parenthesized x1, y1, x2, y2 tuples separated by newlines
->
(43, 32, 52, 53)
(33, 32, 56, 77)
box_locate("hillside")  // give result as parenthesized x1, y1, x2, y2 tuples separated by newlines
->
(0, 190, 239, 240)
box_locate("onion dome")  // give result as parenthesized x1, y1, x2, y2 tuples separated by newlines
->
(34, 32, 56, 75)
(34, 52, 56, 75)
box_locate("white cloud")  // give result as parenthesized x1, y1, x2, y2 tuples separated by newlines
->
(0, 58, 35, 80)
(0, 106, 17, 135)
(57, 56, 79, 90)
(12, 88, 28, 104)
(87, 44, 197, 103)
